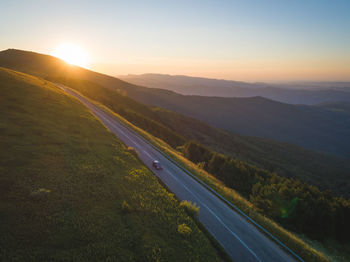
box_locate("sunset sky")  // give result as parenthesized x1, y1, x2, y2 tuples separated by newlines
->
(1, 0, 349, 82)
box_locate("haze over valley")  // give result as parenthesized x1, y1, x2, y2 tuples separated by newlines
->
(120, 73, 350, 104)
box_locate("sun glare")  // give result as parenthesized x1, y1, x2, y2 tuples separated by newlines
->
(52, 43, 89, 68)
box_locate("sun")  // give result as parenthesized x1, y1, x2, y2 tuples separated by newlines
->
(52, 43, 89, 68)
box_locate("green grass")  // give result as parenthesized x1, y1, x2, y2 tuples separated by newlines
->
(89, 97, 334, 262)
(179, 201, 200, 217)
(0, 67, 220, 261)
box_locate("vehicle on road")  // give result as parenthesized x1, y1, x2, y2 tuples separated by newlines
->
(152, 160, 162, 170)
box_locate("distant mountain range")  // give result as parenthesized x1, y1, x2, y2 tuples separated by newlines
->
(119, 74, 350, 105)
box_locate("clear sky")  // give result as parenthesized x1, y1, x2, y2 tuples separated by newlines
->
(1, 0, 349, 81)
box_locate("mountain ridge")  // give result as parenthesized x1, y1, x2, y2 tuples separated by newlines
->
(119, 73, 350, 104)
(2, 48, 350, 158)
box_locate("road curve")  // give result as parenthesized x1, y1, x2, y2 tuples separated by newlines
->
(58, 84, 296, 262)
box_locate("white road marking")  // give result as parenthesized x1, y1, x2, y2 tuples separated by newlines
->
(166, 170, 262, 262)
(94, 109, 155, 159)
(63, 85, 261, 261)
(89, 97, 261, 261)
(57, 84, 294, 262)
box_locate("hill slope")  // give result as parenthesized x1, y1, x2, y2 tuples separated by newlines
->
(1, 49, 350, 197)
(119, 73, 350, 104)
(318, 101, 350, 115)
(2, 49, 350, 159)
(0, 67, 219, 261)
(44, 78, 350, 198)
(119, 87, 350, 158)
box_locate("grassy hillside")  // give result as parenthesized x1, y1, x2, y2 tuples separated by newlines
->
(1, 49, 350, 198)
(0, 67, 220, 261)
(0, 49, 137, 91)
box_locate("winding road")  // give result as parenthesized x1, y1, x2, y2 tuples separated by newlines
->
(58, 84, 296, 262)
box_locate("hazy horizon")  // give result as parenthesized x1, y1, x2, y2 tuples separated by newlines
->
(1, 0, 350, 82)
(117, 72, 350, 84)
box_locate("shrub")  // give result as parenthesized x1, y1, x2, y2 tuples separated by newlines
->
(148, 247, 162, 262)
(178, 223, 192, 236)
(121, 200, 131, 212)
(180, 200, 200, 217)
(127, 147, 138, 158)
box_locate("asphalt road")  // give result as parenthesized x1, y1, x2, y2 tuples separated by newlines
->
(58, 84, 296, 262)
